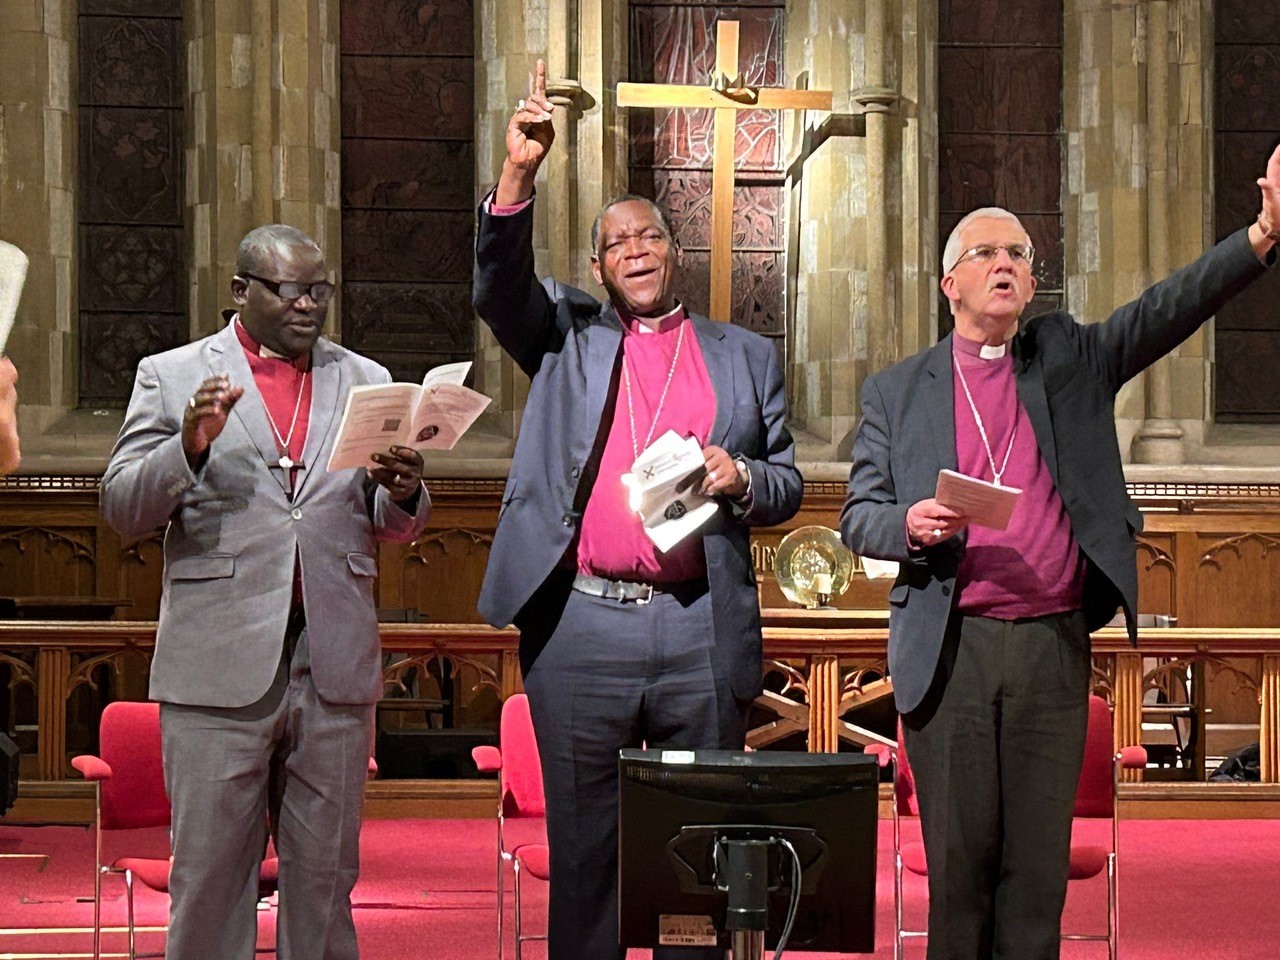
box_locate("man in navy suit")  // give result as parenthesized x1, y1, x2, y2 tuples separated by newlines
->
(842, 145, 1280, 959)
(473, 61, 803, 960)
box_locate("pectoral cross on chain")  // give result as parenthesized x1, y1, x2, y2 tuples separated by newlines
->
(269, 453, 305, 498)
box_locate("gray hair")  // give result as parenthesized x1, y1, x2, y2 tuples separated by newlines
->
(589, 194, 677, 254)
(941, 207, 1027, 274)
(235, 224, 323, 275)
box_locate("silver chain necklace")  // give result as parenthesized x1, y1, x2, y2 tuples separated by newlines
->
(952, 354, 1016, 486)
(262, 370, 309, 472)
(623, 320, 686, 459)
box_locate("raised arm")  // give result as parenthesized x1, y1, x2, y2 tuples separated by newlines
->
(473, 60, 568, 378)
(1083, 143, 1279, 391)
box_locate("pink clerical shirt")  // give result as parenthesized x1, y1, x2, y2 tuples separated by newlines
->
(575, 306, 716, 582)
(487, 195, 719, 583)
(233, 315, 312, 475)
(234, 315, 313, 607)
(952, 332, 1085, 618)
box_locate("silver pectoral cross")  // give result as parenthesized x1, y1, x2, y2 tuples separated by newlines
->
(269, 454, 305, 496)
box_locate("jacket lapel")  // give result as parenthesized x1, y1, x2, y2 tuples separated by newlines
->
(691, 313, 734, 447)
(583, 305, 624, 437)
(294, 338, 344, 500)
(211, 322, 290, 496)
(1014, 331, 1059, 485)
(924, 335, 958, 474)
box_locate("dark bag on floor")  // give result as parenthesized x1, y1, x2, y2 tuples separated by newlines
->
(1208, 742, 1260, 782)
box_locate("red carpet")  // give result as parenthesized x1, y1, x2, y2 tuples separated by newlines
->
(1, 817, 1277, 958)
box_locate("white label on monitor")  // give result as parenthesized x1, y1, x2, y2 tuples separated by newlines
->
(660, 749, 696, 764)
(658, 915, 717, 946)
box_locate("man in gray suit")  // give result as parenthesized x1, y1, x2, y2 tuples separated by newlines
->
(101, 224, 431, 960)
(473, 62, 802, 960)
(842, 145, 1280, 960)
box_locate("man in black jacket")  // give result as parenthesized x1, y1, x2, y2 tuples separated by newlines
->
(473, 62, 803, 960)
(842, 144, 1280, 959)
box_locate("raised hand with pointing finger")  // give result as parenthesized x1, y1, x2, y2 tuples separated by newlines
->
(496, 59, 557, 207)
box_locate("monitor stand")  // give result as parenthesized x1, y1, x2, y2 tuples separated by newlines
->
(729, 930, 764, 960)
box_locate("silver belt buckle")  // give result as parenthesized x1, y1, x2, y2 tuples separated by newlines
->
(632, 584, 654, 605)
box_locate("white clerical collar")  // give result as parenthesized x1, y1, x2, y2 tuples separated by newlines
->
(954, 324, 1017, 361)
(626, 301, 685, 335)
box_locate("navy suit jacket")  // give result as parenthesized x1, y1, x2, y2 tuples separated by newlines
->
(473, 198, 803, 700)
(842, 227, 1271, 714)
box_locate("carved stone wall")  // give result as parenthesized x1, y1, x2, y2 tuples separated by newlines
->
(339, 0, 476, 383)
(1212, 1, 1280, 421)
(77, 1, 187, 408)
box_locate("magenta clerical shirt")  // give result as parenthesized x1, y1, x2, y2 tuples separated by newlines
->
(575, 305, 716, 583)
(952, 332, 1084, 618)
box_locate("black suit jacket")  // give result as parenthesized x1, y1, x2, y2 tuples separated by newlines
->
(842, 227, 1271, 714)
(472, 197, 803, 699)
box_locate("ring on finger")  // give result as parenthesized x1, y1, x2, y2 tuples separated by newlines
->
(518, 98, 526, 110)
(188, 396, 197, 410)
(932, 527, 942, 539)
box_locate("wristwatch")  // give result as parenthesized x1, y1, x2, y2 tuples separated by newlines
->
(732, 456, 752, 498)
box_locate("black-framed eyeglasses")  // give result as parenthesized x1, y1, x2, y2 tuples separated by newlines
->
(240, 272, 335, 304)
(953, 242, 1035, 269)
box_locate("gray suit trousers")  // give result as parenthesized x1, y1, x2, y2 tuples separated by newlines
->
(160, 625, 373, 960)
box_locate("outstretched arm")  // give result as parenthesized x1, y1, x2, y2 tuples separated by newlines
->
(473, 60, 569, 379)
(1084, 143, 1279, 390)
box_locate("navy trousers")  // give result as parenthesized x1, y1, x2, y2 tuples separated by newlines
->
(522, 578, 750, 960)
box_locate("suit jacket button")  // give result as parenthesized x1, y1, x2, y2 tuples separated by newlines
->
(571, 466, 581, 480)
(941, 585, 950, 596)
(562, 513, 574, 526)
(291, 507, 303, 521)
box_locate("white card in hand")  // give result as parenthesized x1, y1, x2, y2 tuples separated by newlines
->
(0, 239, 30, 354)
(935, 469, 1021, 530)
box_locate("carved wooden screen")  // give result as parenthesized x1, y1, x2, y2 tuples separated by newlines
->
(77, 0, 186, 407)
(628, 1, 786, 337)
(1214, 2, 1280, 421)
(339, 1, 475, 383)
(937, 0, 1063, 335)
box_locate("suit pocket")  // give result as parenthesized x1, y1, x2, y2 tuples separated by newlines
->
(347, 552, 378, 577)
(168, 555, 236, 581)
(888, 580, 909, 606)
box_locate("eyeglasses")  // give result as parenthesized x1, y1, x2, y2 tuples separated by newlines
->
(953, 243, 1035, 269)
(240, 273, 335, 304)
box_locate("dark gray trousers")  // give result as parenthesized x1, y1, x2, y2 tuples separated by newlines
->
(902, 611, 1091, 960)
(522, 582, 750, 960)
(160, 626, 374, 960)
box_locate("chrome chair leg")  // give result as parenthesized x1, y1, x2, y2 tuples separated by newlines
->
(513, 856, 524, 960)
(124, 869, 136, 960)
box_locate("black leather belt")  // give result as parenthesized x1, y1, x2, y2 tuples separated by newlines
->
(572, 574, 706, 604)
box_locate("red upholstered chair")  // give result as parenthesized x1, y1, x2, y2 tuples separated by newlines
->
(472, 692, 548, 960)
(72, 701, 278, 960)
(866, 695, 1147, 960)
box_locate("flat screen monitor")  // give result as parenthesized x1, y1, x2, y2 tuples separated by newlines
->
(618, 748, 879, 953)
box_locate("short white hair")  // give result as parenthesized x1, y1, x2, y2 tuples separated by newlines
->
(941, 207, 1028, 274)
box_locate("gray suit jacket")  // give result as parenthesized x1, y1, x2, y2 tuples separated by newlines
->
(101, 321, 432, 709)
(472, 198, 804, 700)
(842, 227, 1271, 714)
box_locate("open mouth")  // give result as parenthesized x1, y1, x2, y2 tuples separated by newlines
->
(991, 280, 1015, 294)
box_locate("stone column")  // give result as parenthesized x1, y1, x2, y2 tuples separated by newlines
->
(1132, 0, 1182, 463)
(784, 0, 930, 458)
(0, 0, 76, 449)
(186, 0, 341, 341)
(1066, 0, 1211, 465)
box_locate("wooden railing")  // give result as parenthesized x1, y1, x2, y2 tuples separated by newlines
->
(4, 617, 1280, 787)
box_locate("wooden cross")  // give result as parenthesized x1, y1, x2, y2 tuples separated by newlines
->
(618, 20, 832, 322)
